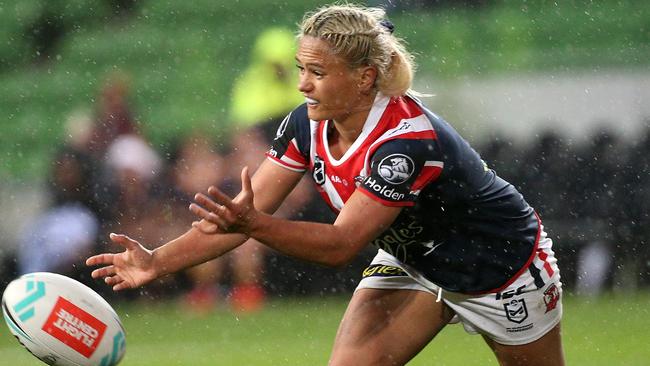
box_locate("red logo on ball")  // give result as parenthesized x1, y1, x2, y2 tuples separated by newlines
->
(42, 297, 107, 358)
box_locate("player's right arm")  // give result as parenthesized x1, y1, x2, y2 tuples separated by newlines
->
(86, 159, 303, 291)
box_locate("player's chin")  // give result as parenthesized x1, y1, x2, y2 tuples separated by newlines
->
(306, 103, 321, 118)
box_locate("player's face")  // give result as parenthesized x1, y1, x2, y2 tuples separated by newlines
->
(295, 36, 376, 125)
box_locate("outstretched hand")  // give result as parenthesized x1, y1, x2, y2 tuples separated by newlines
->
(86, 233, 157, 291)
(190, 166, 259, 235)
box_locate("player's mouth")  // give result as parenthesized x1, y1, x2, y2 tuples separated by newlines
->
(305, 97, 319, 107)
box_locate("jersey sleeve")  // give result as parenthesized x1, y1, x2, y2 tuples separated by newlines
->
(358, 138, 443, 206)
(265, 104, 310, 172)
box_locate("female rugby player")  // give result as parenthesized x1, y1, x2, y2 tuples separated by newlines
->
(88, 4, 565, 365)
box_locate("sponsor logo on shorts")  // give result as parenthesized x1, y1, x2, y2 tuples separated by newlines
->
(495, 284, 526, 300)
(362, 265, 407, 278)
(506, 323, 534, 333)
(543, 283, 560, 313)
(42, 297, 107, 358)
(378, 154, 415, 184)
(504, 298, 529, 324)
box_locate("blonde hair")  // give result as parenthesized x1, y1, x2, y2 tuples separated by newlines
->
(299, 3, 415, 97)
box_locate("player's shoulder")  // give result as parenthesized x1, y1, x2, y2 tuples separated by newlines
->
(286, 103, 309, 125)
(370, 137, 439, 169)
(274, 103, 308, 136)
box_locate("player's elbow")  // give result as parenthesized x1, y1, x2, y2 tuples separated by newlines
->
(319, 242, 365, 268)
(322, 253, 355, 268)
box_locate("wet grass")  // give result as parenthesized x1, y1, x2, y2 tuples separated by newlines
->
(1, 292, 649, 365)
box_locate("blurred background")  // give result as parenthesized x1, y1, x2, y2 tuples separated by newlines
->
(1, 0, 649, 311)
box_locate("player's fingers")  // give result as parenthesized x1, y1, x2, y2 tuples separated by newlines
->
(104, 275, 122, 286)
(109, 233, 140, 250)
(190, 203, 232, 227)
(189, 202, 214, 221)
(191, 221, 219, 234)
(209, 215, 231, 231)
(92, 265, 116, 279)
(113, 281, 130, 291)
(207, 186, 237, 210)
(241, 166, 253, 195)
(86, 253, 115, 266)
(193, 192, 222, 212)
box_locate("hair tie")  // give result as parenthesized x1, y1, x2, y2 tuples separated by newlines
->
(380, 19, 395, 34)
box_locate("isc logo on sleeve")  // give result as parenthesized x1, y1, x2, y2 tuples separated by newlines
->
(41, 297, 107, 358)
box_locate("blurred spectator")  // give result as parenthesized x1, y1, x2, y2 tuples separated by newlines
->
(564, 129, 626, 295)
(52, 72, 142, 236)
(478, 133, 521, 183)
(229, 27, 304, 136)
(87, 71, 138, 158)
(17, 147, 99, 284)
(98, 133, 181, 299)
(518, 130, 568, 216)
(619, 124, 650, 287)
(101, 134, 163, 239)
(162, 131, 230, 313)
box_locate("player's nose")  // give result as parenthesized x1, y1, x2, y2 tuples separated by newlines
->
(298, 74, 313, 93)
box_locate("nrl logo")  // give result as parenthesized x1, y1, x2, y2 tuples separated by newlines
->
(504, 299, 529, 324)
(313, 156, 326, 185)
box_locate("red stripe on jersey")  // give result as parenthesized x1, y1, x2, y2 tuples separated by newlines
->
(285, 139, 308, 167)
(357, 187, 416, 207)
(265, 153, 305, 171)
(411, 165, 443, 192)
(537, 250, 554, 277)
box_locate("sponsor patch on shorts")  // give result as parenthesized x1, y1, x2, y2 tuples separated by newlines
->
(362, 265, 407, 278)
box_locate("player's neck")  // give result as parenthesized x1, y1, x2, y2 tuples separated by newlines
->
(331, 97, 374, 142)
(328, 108, 368, 159)
(328, 91, 376, 158)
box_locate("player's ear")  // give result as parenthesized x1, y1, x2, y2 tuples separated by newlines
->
(357, 65, 377, 94)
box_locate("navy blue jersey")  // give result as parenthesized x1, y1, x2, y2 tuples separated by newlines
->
(267, 94, 541, 293)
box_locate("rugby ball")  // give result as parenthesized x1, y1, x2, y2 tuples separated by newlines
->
(2, 272, 126, 366)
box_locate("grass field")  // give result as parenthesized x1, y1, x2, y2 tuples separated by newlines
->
(1, 292, 649, 365)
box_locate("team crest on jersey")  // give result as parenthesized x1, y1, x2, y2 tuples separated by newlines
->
(313, 156, 326, 185)
(504, 299, 528, 324)
(543, 283, 560, 313)
(378, 154, 415, 184)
